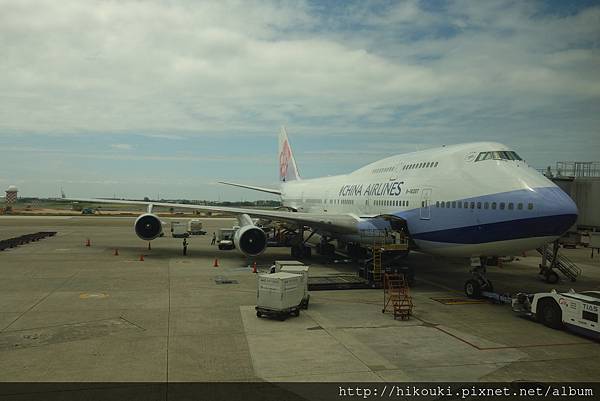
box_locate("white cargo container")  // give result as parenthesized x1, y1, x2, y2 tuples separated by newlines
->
(280, 265, 310, 309)
(274, 260, 305, 271)
(188, 219, 206, 235)
(256, 272, 304, 320)
(170, 221, 189, 238)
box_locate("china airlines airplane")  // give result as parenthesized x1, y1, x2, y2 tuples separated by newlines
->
(64, 127, 577, 296)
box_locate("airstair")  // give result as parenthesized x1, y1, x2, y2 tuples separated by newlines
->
(382, 273, 413, 320)
(367, 232, 410, 285)
(536, 246, 581, 282)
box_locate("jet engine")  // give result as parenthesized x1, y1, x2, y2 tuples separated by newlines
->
(233, 215, 267, 257)
(134, 213, 163, 241)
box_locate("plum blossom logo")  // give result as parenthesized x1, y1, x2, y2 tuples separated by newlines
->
(280, 140, 291, 179)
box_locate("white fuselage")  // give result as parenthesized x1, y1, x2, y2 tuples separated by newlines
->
(279, 142, 577, 257)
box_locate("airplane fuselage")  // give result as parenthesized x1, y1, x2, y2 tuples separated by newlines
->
(280, 142, 577, 257)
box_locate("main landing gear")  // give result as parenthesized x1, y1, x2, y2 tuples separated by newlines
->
(290, 226, 313, 259)
(464, 257, 494, 298)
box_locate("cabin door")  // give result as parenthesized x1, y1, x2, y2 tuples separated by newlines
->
(420, 188, 432, 220)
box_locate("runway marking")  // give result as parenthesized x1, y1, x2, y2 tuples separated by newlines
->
(431, 297, 489, 305)
(79, 292, 109, 299)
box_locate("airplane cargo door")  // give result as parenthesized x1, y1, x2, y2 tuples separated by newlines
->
(420, 188, 432, 220)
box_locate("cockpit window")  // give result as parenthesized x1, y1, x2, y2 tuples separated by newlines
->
(475, 150, 522, 162)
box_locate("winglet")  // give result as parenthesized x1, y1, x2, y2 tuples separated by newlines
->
(278, 126, 300, 182)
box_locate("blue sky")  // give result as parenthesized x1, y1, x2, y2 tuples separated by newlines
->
(1, 0, 599, 200)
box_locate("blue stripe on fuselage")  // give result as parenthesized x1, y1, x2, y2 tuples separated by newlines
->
(410, 214, 576, 244)
(389, 186, 577, 244)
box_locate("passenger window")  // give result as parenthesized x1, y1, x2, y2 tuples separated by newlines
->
(452, 201, 456, 208)
(484, 202, 489, 209)
(470, 202, 475, 209)
(528, 203, 533, 210)
(500, 202, 505, 210)
(517, 203, 523, 210)
(508, 203, 514, 210)
(421, 201, 425, 207)
(477, 202, 481, 209)
(441, 201, 445, 208)
(436, 201, 439, 208)
(458, 202, 462, 209)
(463, 202, 468, 209)
(492, 202, 497, 209)
(434, 162, 438, 167)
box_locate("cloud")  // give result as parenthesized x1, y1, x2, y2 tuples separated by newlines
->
(0, 0, 598, 139)
(0, 0, 598, 197)
(110, 143, 132, 150)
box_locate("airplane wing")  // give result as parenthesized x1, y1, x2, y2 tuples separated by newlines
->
(217, 181, 281, 195)
(60, 197, 360, 234)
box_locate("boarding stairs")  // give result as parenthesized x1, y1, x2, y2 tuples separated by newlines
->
(382, 273, 413, 320)
(369, 235, 410, 284)
(536, 246, 581, 282)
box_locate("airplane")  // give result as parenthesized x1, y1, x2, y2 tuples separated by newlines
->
(62, 127, 578, 297)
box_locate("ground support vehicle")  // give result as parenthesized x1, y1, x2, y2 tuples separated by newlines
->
(512, 289, 600, 340)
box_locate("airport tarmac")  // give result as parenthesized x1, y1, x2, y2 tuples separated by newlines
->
(0, 215, 599, 382)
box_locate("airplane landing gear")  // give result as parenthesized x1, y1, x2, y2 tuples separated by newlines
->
(291, 244, 311, 258)
(290, 226, 313, 258)
(464, 257, 494, 298)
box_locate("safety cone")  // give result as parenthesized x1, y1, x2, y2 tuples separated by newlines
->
(252, 262, 257, 274)
(139, 254, 144, 262)
(114, 249, 119, 256)
(213, 258, 219, 267)
(85, 238, 91, 247)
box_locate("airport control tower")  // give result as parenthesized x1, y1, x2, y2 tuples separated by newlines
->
(5, 185, 18, 208)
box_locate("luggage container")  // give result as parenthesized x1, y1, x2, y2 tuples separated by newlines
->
(280, 265, 310, 309)
(256, 272, 304, 320)
(188, 219, 206, 235)
(171, 221, 189, 238)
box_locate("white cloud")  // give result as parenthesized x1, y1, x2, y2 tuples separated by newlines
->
(0, 0, 597, 138)
(0, 1, 598, 198)
(110, 143, 132, 150)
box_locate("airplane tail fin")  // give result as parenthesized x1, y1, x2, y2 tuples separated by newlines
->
(278, 126, 300, 182)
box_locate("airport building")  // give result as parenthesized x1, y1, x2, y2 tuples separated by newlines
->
(547, 161, 600, 231)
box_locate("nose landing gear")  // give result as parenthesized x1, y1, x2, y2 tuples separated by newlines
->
(464, 257, 494, 298)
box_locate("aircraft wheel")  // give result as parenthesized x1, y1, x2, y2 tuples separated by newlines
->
(302, 246, 312, 258)
(537, 299, 563, 329)
(545, 271, 559, 284)
(291, 246, 300, 258)
(464, 279, 481, 298)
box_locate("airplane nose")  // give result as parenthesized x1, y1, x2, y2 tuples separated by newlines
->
(538, 187, 578, 235)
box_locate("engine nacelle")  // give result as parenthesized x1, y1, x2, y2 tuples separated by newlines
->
(233, 224, 267, 257)
(134, 213, 163, 241)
